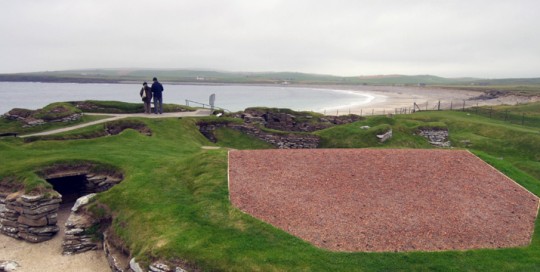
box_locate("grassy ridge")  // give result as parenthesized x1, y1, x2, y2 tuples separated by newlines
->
(68, 100, 195, 114)
(2, 68, 540, 87)
(1, 103, 540, 270)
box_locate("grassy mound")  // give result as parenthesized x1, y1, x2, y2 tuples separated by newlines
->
(69, 100, 195, 113)
(23, 119, 152, 142)
(1, 103, 109, 135)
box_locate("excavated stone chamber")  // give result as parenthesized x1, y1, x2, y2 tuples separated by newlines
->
(0, 165, 122, 247)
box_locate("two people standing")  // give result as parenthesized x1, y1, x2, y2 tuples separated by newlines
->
(139, 77, 164, 114)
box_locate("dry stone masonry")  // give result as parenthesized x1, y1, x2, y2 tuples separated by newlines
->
(241, 108, 362, 132)
(3, 108, 82, 127)
(230, 124, 320, 149)
(62, 194, 102, 255)
(417, 128, 450, 147)
(0, 165, 122, 245)
(376, 129, 393, 143)
(0, 192, 61, 243)
(198, 108, 365, 149)
(198, 121, 320, 149)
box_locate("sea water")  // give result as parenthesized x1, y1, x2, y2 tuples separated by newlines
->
(0, 82, 374, 114)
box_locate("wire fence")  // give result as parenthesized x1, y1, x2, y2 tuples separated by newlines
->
(463, 106, 539, 127)
(321, 100, 539, 128)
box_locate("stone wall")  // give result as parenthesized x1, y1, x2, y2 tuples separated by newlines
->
(199, 108, 363, 148)
(418, 128, 450, 147)
(376, 129, 393, 143)
(229, 124, 320, 149)
(241, 108, 362, 132)
(0, 167, 122, 244)
(0, 192, 61, 243)
(197, 122, 320, 149)
(103, 232, 196, 271)
(62, 194, 102, 255)
(3, 110, 83, 127)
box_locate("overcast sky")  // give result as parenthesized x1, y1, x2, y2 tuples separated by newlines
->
(2, 0, 540, 78)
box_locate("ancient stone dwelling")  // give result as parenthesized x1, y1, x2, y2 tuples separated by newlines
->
(0, 167, 121, 246)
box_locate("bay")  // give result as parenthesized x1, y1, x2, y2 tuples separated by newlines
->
(0, 82, 374, 114)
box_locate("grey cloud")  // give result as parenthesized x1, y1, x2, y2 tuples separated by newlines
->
(2, 0, 540, 77)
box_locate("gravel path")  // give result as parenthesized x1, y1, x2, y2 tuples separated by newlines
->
(20, 109, 212, 138)
(229, 149, 539, 252)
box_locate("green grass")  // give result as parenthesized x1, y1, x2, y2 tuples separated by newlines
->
(438, 84, 540, 96)
(316, 115, 435, 148)
(67, 100, 196, 113)
(0, 114, 110, 135)
(213, 127, 274, 149)
(463, 102, 540, 128)
(1, 103, 540, 271)
(23, 119, 151, 142)
(33, 102, 82, 121)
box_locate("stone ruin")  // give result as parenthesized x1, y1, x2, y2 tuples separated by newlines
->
(3, 107, 82, 127)
(198, 121, 320, 149)
(62, 193, 102, 255)
(417, 127, 450, 147)
(0, 165, 199, 271)
(198, 108, 363, 149)
(0, 192, 61, 243)
(0, 164, 122, 250)
(241, 108, 362, 132)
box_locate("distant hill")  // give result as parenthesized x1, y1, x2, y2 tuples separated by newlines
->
(1, 68, 539, 87)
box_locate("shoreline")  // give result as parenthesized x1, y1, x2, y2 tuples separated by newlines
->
(0, 81, 537, 115)
(304, 84, 539, 114)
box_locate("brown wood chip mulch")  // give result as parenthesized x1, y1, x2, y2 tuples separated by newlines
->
(228, 149, 539, 252)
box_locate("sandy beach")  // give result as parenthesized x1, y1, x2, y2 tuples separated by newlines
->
(309, 85, 538, 115)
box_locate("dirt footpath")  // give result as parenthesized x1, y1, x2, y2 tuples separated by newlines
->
(229, 149, 540, 252)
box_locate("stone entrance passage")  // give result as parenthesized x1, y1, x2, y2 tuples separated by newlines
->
(0, 164, 123, 247)
(47, 175, 87, 205)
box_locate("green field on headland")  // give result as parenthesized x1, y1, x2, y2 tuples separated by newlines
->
(1, 101, 540, 271)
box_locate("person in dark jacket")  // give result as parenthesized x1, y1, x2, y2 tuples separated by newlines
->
(140, 81, 152, 114)
(151, 77, 164, 114)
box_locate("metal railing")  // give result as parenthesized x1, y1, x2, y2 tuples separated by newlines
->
(185, 99, 231, 113)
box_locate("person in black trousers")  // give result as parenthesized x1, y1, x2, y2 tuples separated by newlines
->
(151, 77, 164, 114)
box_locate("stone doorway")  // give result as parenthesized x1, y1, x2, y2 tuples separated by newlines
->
(47, 175, 87, 205)
(0, 164, 123, 245)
